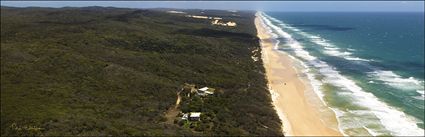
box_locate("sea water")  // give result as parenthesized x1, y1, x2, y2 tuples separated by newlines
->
(259, 12, 424, 136)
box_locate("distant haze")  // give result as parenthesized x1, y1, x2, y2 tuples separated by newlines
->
(1, 1, 424, 12)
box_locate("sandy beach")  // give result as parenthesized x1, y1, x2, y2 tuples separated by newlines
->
(255, 12, 343, 136)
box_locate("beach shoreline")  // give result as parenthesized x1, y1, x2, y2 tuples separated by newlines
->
(255, 12, 343, 136)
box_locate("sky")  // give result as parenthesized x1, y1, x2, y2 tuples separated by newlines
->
(1, 1, 424, 12)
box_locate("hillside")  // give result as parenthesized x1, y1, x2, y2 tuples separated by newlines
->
(1, 6, 282, 136)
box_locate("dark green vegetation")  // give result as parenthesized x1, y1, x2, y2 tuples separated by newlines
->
(1, 6, 282, 136)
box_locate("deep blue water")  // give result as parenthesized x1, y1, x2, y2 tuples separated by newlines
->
(261, 12, 424, 136)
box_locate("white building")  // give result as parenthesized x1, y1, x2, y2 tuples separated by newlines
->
(189, 112, 201, 121)
(197, 87, 214, 96)
(199, 87, 209, 91)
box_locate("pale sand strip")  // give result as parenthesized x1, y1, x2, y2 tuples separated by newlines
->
(255, 13, 342, 136)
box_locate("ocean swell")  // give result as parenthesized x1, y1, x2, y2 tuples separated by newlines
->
(264, 14, 425, 101)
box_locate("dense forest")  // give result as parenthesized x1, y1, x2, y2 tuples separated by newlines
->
(1, 6, 282, 136)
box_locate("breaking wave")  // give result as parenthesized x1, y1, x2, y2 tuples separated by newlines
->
(267, 16, 372, 62)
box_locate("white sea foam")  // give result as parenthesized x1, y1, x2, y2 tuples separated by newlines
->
(417, 90, 425, 100)
(363, 126, 378, 136)
(261, 13, 317, 62)
(347, 48, 356, 51)
(345, 57, 371, 62)
(368, 70, 424, 91)
(259, 12, 425, 136)
(368, 70, 425, 100)
(418, 90, 425, 97)
(267, 15, 372, 62)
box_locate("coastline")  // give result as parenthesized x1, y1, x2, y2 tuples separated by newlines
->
(255, 12, 343, 136)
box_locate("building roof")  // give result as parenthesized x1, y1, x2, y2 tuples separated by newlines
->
(190, 112, 201, 117)
(199, 87, 209, 91)
(204, 91, 214, 94)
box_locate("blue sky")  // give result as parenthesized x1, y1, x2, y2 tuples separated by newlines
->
(1, 1, 424, 12)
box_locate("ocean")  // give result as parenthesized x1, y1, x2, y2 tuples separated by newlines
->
(259, 12, 424, 136)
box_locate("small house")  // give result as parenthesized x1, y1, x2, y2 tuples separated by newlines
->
(199, 87, 209, 92)
(197, 87, 215, 96)
(189, 112, 201, 121)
